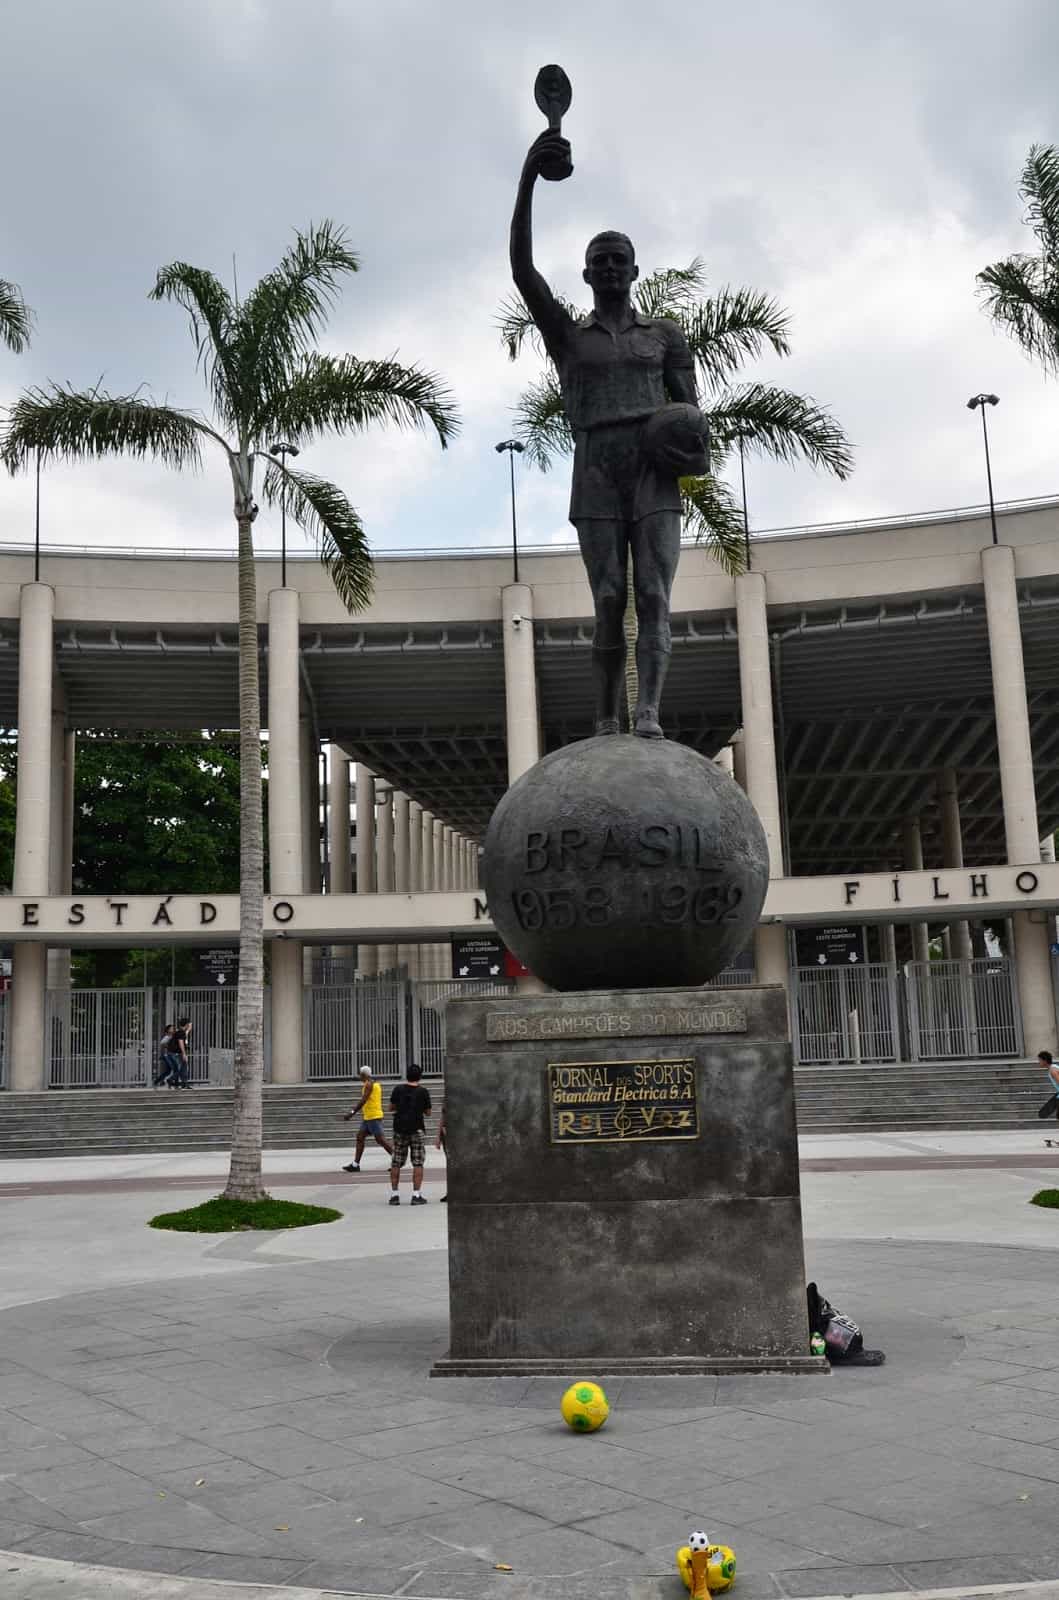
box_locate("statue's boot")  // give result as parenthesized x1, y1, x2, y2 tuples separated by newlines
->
(634, 642, 669, 739)
(592, 644, 625, 735)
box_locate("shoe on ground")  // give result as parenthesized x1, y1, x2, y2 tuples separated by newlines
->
(342, 1163, 360, 1172)
(440, 1194, 447, 1203)
(389, 1193, 400, 1205)
(411, 1194, 427, 1205)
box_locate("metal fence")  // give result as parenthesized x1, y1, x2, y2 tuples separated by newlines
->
(303, 980, 408, 1081)
(904, 958, 1022, 1060)
(792, 964, 900, 1065)
(793, 958, 1023, 1065)
(162, 987, 273, 1085)
(2, 954, 1035, 1088)
(47, 987, 153, 1088)
(408, 978, 514, 1076)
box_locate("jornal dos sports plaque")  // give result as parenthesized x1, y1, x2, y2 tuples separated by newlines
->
(547, 1059, 699, 1144)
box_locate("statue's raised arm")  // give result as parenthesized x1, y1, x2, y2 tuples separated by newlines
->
(510, 128, 575, 364)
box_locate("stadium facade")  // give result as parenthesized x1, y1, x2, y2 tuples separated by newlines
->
(1, 493, 1057, 1090)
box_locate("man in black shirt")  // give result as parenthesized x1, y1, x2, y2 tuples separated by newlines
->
(389, 1062, 432, 1206)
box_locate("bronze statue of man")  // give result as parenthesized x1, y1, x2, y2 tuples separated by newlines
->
(511, 125, 708, 739)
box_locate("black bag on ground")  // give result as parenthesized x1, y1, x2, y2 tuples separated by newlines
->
(1037, 1092, 1059, 1119)
(807, 1281, 864, 1361)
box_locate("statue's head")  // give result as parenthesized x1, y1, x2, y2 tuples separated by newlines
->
(583, 231, 638, 296)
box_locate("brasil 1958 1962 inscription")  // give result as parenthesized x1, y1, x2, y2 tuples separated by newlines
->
(548, 1060, 699, 1144)
(486, 1003, 746, 1043)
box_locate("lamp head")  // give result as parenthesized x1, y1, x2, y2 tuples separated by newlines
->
(495, 439, 525, 455)
(269, 440, 300, 458)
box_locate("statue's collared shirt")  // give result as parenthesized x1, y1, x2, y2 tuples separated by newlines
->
(551, 309, 694, 431)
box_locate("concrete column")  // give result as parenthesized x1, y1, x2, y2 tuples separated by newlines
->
(735, 575, 787, 996)
(355, 764, 377, 977)
(326, 746, 353, 975)
(266, 589, 304, 1079)
(300, 720, 322, 897)
(981, 543, 1057, 1052)
(267, 591, 304, 896)
(376, 784, 396, 973)
(393, 792, 414, 976)
(938, 768, 973, 962)
(46, 713, 73, 991)
(1041, 833, 1058, 948)
(420, 809, 436, 980)
(405, 799, 422, 979)
(502, 584, 540, 783)
(903, 816, 931, 966)
(880, 923, 897, 970)
(11, 584, 55, 1091)
(327, 747, 352, 895)
(434, 819, 449, 977)
(299, 720, 321, 985)
(731, 730, 747, 793)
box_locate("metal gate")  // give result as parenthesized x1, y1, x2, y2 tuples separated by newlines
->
(904, 958, 1022, 1060)
(163, 987, 274, 1085)
(409, 979, 514, 1076)
(47, 987, 152, 1088)
(792, 964, 900, 1065)
(304, 980, 407, 1081)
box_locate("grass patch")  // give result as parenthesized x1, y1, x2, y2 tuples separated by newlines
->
(1030, 1189, 1059, 1209)
(149, 1195, 342, 1233)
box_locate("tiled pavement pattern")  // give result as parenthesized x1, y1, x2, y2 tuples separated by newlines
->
(3, 1241, 1059, 1599)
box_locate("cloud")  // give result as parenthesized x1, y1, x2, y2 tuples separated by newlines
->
(1, 0, 1057, 561)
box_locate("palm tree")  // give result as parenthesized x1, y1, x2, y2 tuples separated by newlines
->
(0, 278, 32, 352)
(978, 144, 1059, 376)
(1, 224, 457, 1200)
(498, 258, 852, 573)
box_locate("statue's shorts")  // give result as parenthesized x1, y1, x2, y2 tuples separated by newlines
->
(569, 418, 682, 525)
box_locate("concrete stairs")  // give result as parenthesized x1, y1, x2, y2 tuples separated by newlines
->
(794, 1059, 1048, 1133)
(0, 1084, 374, 1159)
(0, 1061, 1050, 1157)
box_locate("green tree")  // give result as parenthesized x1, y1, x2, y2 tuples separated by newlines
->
(1, 225, 458, 1199)
(73, 733, 242, 897)
(0, 277, 32, 352)
(498, 258, 853, 572)
(978, 145, 1059, 375)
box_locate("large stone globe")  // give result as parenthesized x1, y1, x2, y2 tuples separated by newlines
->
(481, 735, 768, 992)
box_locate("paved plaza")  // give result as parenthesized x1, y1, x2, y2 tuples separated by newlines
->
(2, 1134, 1059, 1600)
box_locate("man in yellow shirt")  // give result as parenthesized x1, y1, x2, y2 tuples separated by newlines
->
(340, 1065, 393, 1172)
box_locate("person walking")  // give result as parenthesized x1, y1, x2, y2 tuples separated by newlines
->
(154, 1022, 179, 1087)
(170, 1017, 193, 1089)
(1041, 1051, 1059, 1145)
(389, 1062, 431, 1206)
(340, 1065, 393, 1172)
(436, 1097, 447, 1203)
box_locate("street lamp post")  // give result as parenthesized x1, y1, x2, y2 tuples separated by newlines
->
(495, 439, 525, 583)
(966, 393, 1000, 546)
(268, 440, 300, 586)
(738, 434, 751, 572)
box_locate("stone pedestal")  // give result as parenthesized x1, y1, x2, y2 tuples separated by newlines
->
(433, 984, 824, 1378)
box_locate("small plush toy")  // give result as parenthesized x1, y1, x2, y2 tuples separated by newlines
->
(677, 1533, 737, 1595)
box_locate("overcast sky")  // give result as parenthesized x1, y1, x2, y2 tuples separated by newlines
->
(2, 0, 1058, 559)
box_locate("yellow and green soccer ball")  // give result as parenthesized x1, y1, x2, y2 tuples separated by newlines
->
(677, 1539, 737, 1593)
(560, 1380, 609, 1432)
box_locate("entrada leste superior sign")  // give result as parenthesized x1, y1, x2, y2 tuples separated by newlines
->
(548, 1059, 699, 1143)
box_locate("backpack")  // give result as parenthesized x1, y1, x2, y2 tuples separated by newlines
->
(807, 1282, 864, 1361)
